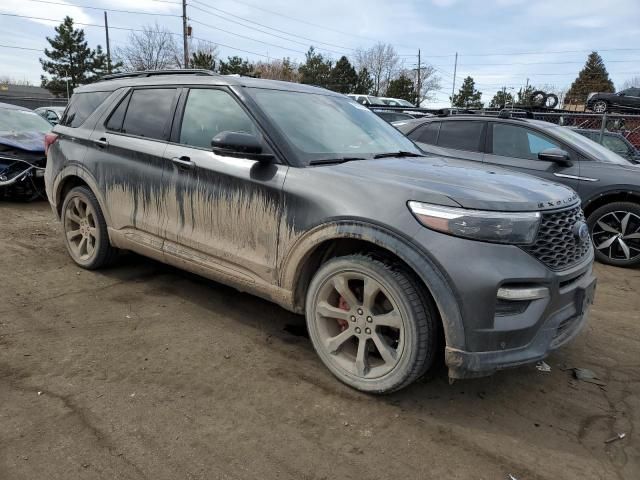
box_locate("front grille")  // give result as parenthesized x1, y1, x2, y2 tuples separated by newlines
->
(523, 206, 591, 271)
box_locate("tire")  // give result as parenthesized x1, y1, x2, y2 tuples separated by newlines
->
(587, 201, 640, 267)
(531, 90, 547, 107)
(592, 100, 608, 113)
(60, 186, 117, 269)
(545, 93, 559, 109)
(305, 254, 438, 393)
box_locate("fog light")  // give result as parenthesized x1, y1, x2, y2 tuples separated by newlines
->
(497, 286, 548, 301)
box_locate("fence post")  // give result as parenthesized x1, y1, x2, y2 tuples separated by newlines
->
(598, 112, 607, 145)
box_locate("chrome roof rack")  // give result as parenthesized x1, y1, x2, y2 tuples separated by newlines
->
(100, 69, 218, 81)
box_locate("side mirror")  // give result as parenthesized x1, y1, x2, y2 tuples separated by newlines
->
(211, 131, 273, 163)
(538, 148, 572, 165)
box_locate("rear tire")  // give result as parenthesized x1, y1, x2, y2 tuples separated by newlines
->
(61, 186, 117, 269)
(587, 201, 640, 267)
(305, 255, 438, 393)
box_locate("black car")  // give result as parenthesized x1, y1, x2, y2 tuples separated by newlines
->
(587, 87, 640, 113)
(573, 128, 640, 164)
(45, 70, 595, 392)
(0, 102, 51, 200)
(397, 115, 640, 267)
(372, 109, 416, 124)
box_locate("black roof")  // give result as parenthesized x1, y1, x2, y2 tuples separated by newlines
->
(77, 69, 341, 97)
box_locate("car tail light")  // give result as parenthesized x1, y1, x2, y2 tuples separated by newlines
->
(44, 133, 59, 155)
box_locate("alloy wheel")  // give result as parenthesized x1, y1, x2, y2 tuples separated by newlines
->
(593, 100, 608, 113)
(313, 271, 404, 379)
(63, 195, 98, 262)
(592, 211, 640, 262)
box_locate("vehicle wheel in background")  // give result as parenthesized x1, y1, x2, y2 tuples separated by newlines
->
(305, 254, 438, 393)
(592, 100, 608, 113)
(587, 201, 640, 267)
(531, 90, 547, 107)
(545, 93, 559, 109)
(61, 186, 117, 269)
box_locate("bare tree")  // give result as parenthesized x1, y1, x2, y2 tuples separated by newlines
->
(406, 65, 441, 104)
(0, 76, 33, 86)
(189, 41, 219, 70)
(354, 43, 399, 96)
(254, 58, 299, 82)
(114, 23, 180, 71)
(622, 76, 640, 89)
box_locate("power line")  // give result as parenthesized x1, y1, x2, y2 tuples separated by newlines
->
(0, 44, 42, 52)
(436, 59, 640, 67)
(189, 0, 353, 54)
(189, 19, 307, 55)
(21, 0, 182, 17)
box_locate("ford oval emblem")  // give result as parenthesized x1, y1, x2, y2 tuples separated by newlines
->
(573, 221, 589, 243)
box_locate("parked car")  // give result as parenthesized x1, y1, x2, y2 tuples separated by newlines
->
(378, 97, 415, 107)
(35, 106, 66, 126)
(346, 94, 387, 106)
(572, 128, 640, 164)
(46, 70, 595, 393)
(397, 115, 640, 267)
(372, 109, 416, 124)
(0, 102, 51, 200)
(587, 87, 640, 113)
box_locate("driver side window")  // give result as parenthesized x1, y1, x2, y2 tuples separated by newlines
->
(179, 89, 257, 149)
(492, 123, 560, 160)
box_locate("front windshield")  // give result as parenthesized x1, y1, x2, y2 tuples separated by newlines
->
(397, 99, 415, 107)
(548, 125, 633, 165)
(249, 88, 421, 165)
(0, 108, 52, 134)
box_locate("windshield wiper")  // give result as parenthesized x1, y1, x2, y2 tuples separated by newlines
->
(373, 151, 426, 159)
(308, 157, 367, 166)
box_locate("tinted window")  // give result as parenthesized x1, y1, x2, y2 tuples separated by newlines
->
(179, 89, 257, 149)
(60, 91, 110, 127)
(437, 121, 484, 151)
(602, 135, 631, 155)
(492, 123, 560, 160)
(106, 94, 130, 132)
(121, 89, 176, 140)
(411, 122, 440, 145)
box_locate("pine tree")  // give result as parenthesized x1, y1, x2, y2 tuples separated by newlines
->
(516, 85, 536, 105)
(354, 68, 374, 94)
(489, 89, 515, 108)
(451, 76, 483, 109)
(40, 16, 107, 96)
(565, 52, 614, 105)
(298, 47, 332, 88)
(385, 74, 415, 103)
(328, 56, 357, 93)
(218, 56, 255, 75)
(190, 51, 216, 70)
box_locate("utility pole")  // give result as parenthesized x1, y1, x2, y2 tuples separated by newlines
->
(104, 11, 111, 74)
(416, 49, 421, 107)
(450, 52, 458, 108)
(182, 0, 189, 68)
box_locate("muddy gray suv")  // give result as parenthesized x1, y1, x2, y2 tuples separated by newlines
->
(45, 70, 596, 393)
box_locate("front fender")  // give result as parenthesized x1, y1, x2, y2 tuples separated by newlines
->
(279, 220, 466, 349)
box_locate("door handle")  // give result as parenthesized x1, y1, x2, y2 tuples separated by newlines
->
(171, 156, 194, 169)
(94, 137, 108, 148)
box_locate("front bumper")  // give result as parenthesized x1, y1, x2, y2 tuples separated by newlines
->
(412, 227, 595, 379)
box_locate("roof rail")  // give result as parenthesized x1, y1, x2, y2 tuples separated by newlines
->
(498, 108, 533, 119)
(100, 69, 218, 81)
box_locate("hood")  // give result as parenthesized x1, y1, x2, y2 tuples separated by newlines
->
(336, 156, 579, 212)
(0, 131, 46, 153)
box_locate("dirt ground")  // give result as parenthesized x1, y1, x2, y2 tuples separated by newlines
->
(0, 200, 638, 480)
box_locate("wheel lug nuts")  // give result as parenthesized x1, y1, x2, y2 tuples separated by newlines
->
(365, 327, 371, 334)
(366, 316, 372, 323)
(357, 308, 363, 315)
(355, 327, 361, 334)
(350, 315, 356, 322)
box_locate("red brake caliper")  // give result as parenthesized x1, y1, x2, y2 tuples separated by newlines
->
(337, 296, 350, 332)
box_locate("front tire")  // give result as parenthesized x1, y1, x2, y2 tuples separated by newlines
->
(305, 255, 438, 393)
(61, 186, 117, 269)
(587, 202, 640, 267)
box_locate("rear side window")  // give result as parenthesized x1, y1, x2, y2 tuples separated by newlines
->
(491, 123, 560, 159)
(105, 94, 130, 132)
(60, 91, 110, 127)
(121, 88, 177, 140)
(410, 122, 440, 145)
(437, 121, 484, 152)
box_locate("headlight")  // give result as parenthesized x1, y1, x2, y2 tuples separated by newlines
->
(408, 201, 541, 245)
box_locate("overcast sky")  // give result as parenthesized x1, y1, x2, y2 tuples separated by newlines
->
(1, 0, 639, 107)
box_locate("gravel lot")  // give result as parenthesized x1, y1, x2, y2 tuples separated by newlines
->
(1, 200, 639, 480)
